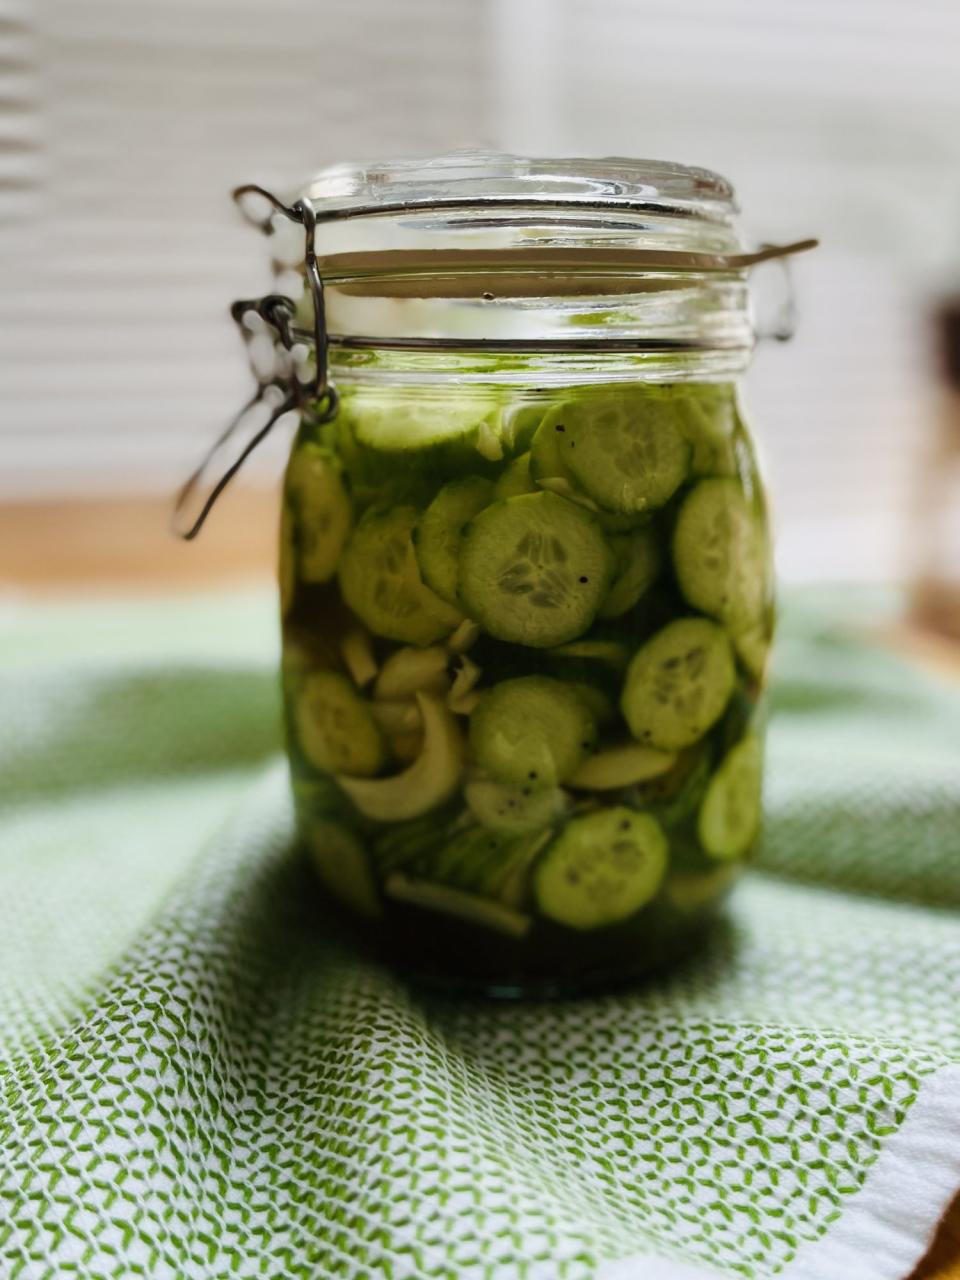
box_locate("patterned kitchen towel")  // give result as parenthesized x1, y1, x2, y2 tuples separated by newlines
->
(1, 587, 959, 1280)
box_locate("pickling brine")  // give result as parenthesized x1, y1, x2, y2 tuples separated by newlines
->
(280, 379, 773, 991)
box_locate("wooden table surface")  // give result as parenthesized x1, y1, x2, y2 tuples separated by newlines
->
(3, 491, 959, 1278)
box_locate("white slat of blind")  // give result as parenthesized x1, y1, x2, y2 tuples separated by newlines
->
(0, 0, 490, 494)
(0, 1, 40, 223)
(490, 0, 960, 581)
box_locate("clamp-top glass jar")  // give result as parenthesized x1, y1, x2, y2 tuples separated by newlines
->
(241, 153, 808, 995)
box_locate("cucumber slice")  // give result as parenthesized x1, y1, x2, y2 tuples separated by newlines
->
(351, 396, 502, 453)
(374, 645, 450, 701)
(385, 873, 531, 937)
(431, 825, 512, 890)
(370, 809, 453, 876)
(469, 675, 598, 787)
(621, 618, 735, 751)
(540, 393, 690, 515)
(294, 671, 386, 777)
(503, 404, 548, 452)
(304, 819, 380, 918)
(597, 529, 661, 620)
(458, 492, 613, 648)
(550, 638, 630, 669)
(465, 776, 568, 833)
(675, 386, 738, 478)
(493, 452, 537, 500)
(530, 413, 585, 488)
(414, 476, 495, 606)
(336, 693, 464, 821)
(448, 618, 481, 653)
(430, 825, 549, 899)
(339, 506, 462, 646)
(447, 654, 482, 715)
(448, 689, 481, 716)
(628, 744, 712, 825)
(529, 414, 602, 512)
(340, 628, 377, 689)
(673, 479, 766, 629)
(567, 743, 676, 790)
(732, 622, 773, 683)
(285, 443, 353, 583)
(371, 700, 422, 733)
(535, 807, 668, 930)
(279, 503, 296, 617)
(698, 734, 763, 859)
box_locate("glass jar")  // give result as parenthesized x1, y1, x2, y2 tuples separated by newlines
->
(241, 154, 800, 995)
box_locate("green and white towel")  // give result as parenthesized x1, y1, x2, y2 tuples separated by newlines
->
(2, 588, 959, 1280)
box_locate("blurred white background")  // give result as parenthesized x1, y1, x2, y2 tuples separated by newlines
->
(3, 0, 960, 583)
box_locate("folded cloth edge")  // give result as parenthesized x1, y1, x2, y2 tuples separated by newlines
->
(597, 1064, 960, 1280)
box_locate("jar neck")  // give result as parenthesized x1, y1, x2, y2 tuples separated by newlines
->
(327, 343, 750, 389)
(280, 203, 755, 361)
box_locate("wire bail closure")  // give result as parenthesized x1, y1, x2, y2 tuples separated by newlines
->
(174, 181, 817, 539)
(172, 190, 337, 541)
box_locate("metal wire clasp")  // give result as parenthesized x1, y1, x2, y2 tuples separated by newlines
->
(173, 191, 338, 541)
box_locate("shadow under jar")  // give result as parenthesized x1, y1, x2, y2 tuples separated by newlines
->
(276, 153, 783, 996)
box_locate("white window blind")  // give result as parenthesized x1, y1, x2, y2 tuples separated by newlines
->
(0, 0, 490, 494)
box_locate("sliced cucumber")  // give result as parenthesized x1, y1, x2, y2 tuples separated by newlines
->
(385, 873, 531, 937)
(568, 743, 676, 790)
(465, 776, 567, 833)
(340, 628, 377, 689)
(338, 505, 462, 646)
(675, 386, 738, 477)
(430, 825, 512, 890)
(414, 476, 495, 606)
(294, 671, 385, 777)
(621, 618, 735, 751)
(304, 819, 380, 918)
(538, 393, 690, 515)
(673, 479, 767, 629)
(336, 693, 464, 821)
(351, 396, 502, 453)
(469, 675, 598, 787)
(698, 734, 763, 859)
(493, 451, 537, 500)
(374, 645, 450, 701)
(430, 825, 549, 900)
(370, 810, 451, 876)
(371, 700, 422, 733)
(285, 443, 353, 583)
(732, 622, 773, 683)
(502, 403, 548, 452)
(458, 492, 613, 648)
(494, 832, 551, 910)
(597, 529, 661, 620)
(448, 688, 481, 716)
(628, 744, 712, 827)
(550, 638, 630, 670)
(448, 618, 481, 653)
(447, 654, 482, 715)
(535, 807, 668, 930)
(530, 411, 590, 494)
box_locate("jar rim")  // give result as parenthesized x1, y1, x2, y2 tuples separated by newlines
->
(294, 150, 738, 227)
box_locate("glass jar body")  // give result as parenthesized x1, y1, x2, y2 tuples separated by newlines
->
(280, 351, 773, 995)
